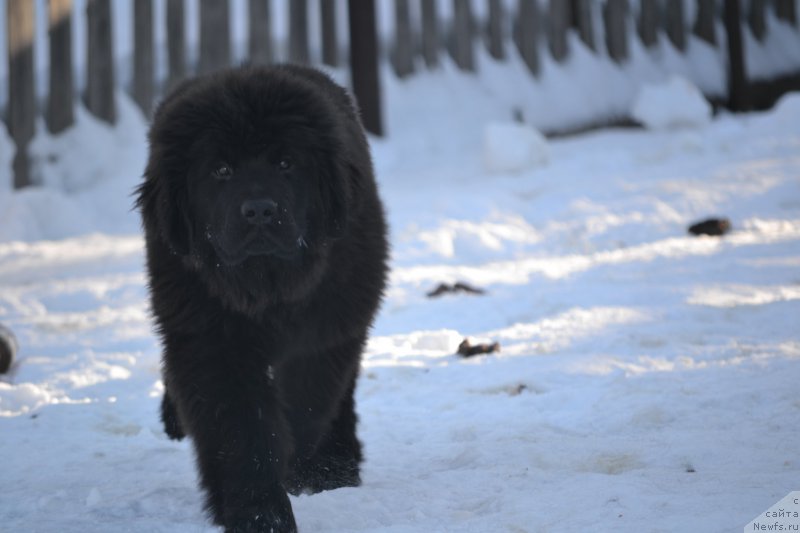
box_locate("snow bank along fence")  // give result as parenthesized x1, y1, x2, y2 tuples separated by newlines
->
(5, 0, 800, 189)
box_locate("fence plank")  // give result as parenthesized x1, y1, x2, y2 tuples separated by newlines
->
(515, 0, 541, 76)
(665, 0, 686, 51)
(320, 0, 338, 66)
(133, 0, 154, 117)
(47, 0, 74, 134)
(775, 0, 797, 24)
(487, 0, 505, 60)
(289, 0, 309, 64)
(638, 0, 658, 48)
(420, 0, 439, 68)
(199, 0, 230, 74)
(749, 0, 767, 41)
(724, 0, 748, 110)
(7, 0, 36, 188)
(694, 0, 717, 45)
(392, 0, 414, 77)
(166, 0, 186, 91)
(603, 0, 628, 63)
(85, 0, 116, 124)
(348, 0, 383, 136)
(249, 0, 273, 65)
(548, 0, 570, 62)
(451, 0, 475, 71)
(570, 0, 594, 51)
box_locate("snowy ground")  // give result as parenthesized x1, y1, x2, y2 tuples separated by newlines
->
(1, 70, 800, 531)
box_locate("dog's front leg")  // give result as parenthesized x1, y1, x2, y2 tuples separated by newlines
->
(164, 344, 297, 533)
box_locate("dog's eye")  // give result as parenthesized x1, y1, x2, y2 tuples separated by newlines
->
(213, 163, 233, 180)
(278, 157, 293, 172)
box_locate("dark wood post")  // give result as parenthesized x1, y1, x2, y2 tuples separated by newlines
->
(749, 0, 767, 41)
(665, 0, 686, 51)
(249, 0, 273, 65)
(724, 0, 748, 110)
(7, 0, 36, 188)
(85, 0, 116, 124)
(133, 0, 154, 117)
(775, 0, 797, 24)
(570, 0, 594, 50)
(515, 0, 541, 76)
(420, 0, 439, 68)
(47, 0, 74, 134)
(694, 0, 717, 45)
(289, 0, 309, 64)
(166, 0, 186, 91)
(348, 0, 383, 136)
(548, 0, 570, 62)
(392, 0, 414, 77)
(487, 0, 505, 60)
(320, 0, 338, 66)
(199, 0, 230, 74)
(451, 0, 475, 71)
(603, 0, 628, 63)
(638, 0, 659, 48)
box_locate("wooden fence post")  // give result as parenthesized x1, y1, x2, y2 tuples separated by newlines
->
(320, 0, 338, 66)
(775, 0, 797, 24)
(487, 0, 505, 60)
(724, 0, 748, 110)
(694, 0, 717, 45)
(166, 0, 186, 92)
(570, 0, 594, 51)
(638, 0, 659, 48)
(451, 0, 475, 71)
(7, 0, 36, 188)
(47, 0, 74, 135)
(392, 0, 414, 77)
(133, 0, 154, 117)
(603, 0, 628, 63)
(199, 0, 230, 74)
(515, 0, 541, 76)
(289, 0, 309, 64)
(548, 0, 570, 62)
(85, 0, 116, 124)
(249, 0, 273, 65)
(420, 0, 439, 68)
(665, 0, 686, 51)
(348, 0, 383, 136)
(749, 0, 767, 41)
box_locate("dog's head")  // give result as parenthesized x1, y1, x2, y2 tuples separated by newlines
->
(136, 66, 361, 268)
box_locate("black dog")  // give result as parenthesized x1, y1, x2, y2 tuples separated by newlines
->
(136, 65, 388, 532)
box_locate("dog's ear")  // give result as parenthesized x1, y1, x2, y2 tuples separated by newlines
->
(135, 167, 192, 255)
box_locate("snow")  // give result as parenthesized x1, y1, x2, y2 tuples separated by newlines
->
(631, 75, 712, 130)
(1, 58, 800, 533)
(482, 122, 549, 174)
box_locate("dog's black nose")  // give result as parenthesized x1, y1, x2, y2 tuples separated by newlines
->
(241, 198, 278, 225)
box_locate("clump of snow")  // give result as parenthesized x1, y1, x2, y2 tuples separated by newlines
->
(85, 487, 103, 508)
(483, 122, 549, 174)
(0, 187, 95, 242)
(31, 95, 148, 194)
(772, 91, 800, 118)
(631, 75, 712, 130)
(0, 94, 148, 242)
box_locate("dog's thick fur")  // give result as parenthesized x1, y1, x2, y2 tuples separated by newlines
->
(136, 65, 388, 532)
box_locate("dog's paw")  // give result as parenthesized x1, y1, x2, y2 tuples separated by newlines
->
(223, 491, 297, 533)
(285, 455, 361, 496)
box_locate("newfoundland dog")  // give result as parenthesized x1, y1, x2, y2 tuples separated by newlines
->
(136, 65, 388, 532)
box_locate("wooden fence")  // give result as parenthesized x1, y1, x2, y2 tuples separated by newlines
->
(4, 0, 800, 189)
